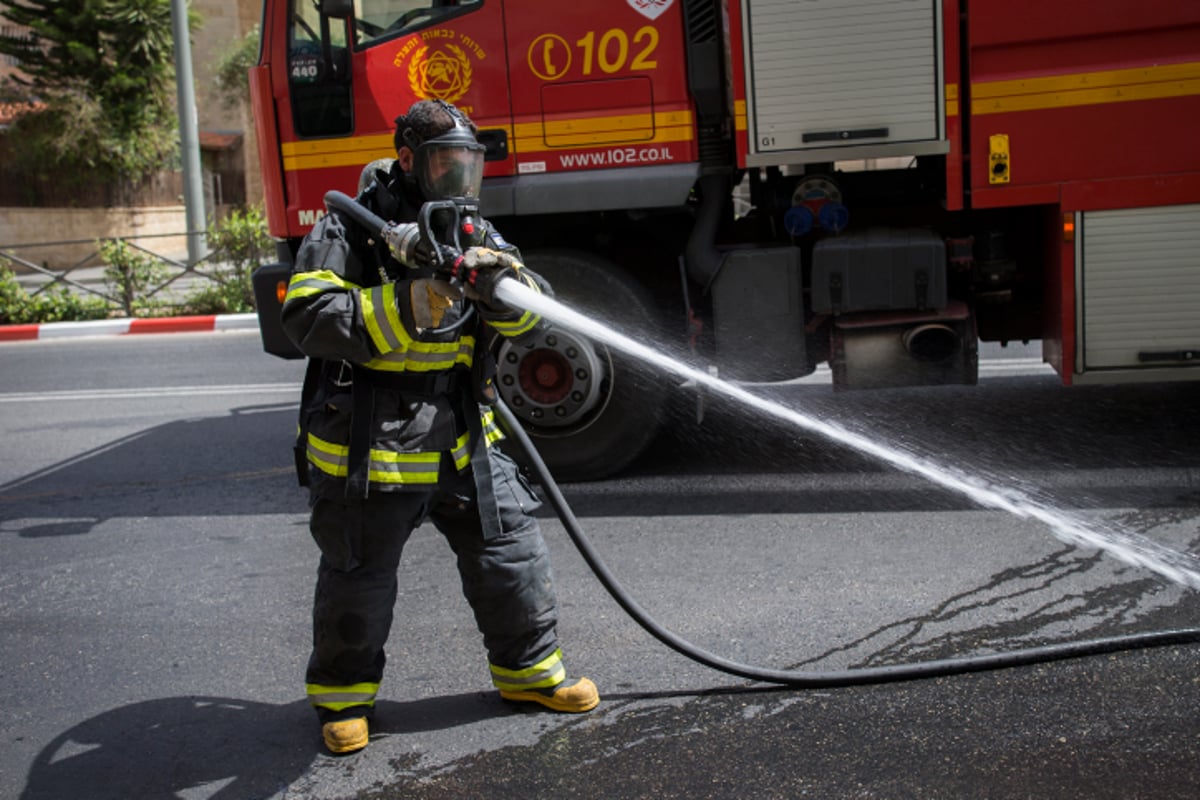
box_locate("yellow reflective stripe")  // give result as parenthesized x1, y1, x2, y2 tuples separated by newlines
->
(450, 410, 502, 471)
(487, 274, 541, 337)
(490, 648, 566, 692)
(362, 283, 406, 354)
(307, 433, 349, 477)
(306, 682, 379, 710)
(489, 310, 541, 338)
(361, 336, 475, 372)
(307, 433, 446, 484)
(451, 429, 472, 471)
(285, 270, 362, 304)
(490, 647, 563, 679)
(368, 450, 441, 485)
(481, 409, 504, 446)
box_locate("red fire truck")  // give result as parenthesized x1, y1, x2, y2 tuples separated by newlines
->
(250, 0, 1200, 479)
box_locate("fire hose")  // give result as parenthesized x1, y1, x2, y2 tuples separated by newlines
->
(324, 189, 1200, 688)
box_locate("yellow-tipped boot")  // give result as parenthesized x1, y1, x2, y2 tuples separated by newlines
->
(322, 717, 369, 754)
(499, 677, 600, 713)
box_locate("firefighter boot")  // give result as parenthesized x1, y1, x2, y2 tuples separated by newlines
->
(499, 677, 600, 713)
(322, 716, 369, 754)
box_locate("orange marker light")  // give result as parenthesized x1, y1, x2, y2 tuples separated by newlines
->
(276, 280, 288, 305)
(1063, 214, 1075, 243)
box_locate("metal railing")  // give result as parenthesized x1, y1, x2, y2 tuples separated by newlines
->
(1, 230, 257, 314)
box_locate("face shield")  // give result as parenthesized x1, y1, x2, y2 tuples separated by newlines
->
(413, 139, 485, 201)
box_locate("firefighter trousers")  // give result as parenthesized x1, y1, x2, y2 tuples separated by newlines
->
(304, 449, 560, 722)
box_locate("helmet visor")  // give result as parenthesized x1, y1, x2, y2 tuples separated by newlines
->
(415, 142, 485, 200)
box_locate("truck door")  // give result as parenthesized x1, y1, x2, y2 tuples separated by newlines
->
(278, 0, 514, 237)
(499, 0, 695, 186)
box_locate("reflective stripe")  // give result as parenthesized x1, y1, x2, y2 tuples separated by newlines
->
(481, 409, 504, 446)
(368, 450, 441, 485)
(308, 414, 502, 486)
(489, 310, 541, 338)
(306, 681, 379, 711)
(308, 433, 449, 485)
(308, 434, 349, 477)
(361, 337, 475, 372)
(362, 283, 406, 354)
(490, 648, 566, 692)
(488, 274, 542, 337)
(284, 270, 477, 370)
(451, 429, 472, 471)
(285, 270, 362, 304)
(451, 410, 502, 472)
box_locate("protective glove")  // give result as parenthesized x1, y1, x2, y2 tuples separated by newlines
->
(458, 247, 523, 310)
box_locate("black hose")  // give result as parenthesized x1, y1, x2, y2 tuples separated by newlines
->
(494, 398, 1200, 687)
(325, 190, 388, 235)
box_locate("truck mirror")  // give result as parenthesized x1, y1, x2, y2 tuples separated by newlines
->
(320, 0, 353, 19)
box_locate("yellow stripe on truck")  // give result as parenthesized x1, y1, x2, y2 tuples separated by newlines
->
(972, 61, 1200, 116)
(513, 114, 694, 152)
(280, 111, 693, 170)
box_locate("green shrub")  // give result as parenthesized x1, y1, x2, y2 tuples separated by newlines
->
(0, 264, 31, 324)
(183, 205, 273, 314)
(181, 281, 252, 315)
(0, 264, 109, 324)
(99, 238, 170, 316)
(1, 204, 276, 324)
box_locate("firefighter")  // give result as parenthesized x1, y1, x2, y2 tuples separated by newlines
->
(281, 99, 599, 755)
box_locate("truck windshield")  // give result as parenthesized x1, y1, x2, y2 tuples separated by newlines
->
(352, 0, 482, 47)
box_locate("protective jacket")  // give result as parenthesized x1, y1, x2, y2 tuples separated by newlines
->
(281, 163, 548, 505)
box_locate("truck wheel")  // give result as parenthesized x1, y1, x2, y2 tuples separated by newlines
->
(496, 249, 669, 481)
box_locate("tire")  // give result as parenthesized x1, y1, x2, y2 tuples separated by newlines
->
(496, 249, 669, 481)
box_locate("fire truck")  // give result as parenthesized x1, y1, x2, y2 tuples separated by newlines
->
(250, 0, 1200, 480)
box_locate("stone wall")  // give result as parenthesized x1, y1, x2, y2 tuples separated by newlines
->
(0, 206, 189, 271)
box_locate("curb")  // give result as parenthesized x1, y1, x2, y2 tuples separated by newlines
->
(0, 312, 260, 342)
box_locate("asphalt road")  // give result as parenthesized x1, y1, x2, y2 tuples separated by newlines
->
(1, 330, 1198, 799)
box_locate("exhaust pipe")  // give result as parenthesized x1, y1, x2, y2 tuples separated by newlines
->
(684, 173, 732, 289)
(831, 303, 978, 390)
(902, 323, 960, 362)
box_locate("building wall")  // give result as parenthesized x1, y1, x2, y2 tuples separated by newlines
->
(1, 0, 263, 247)
(192, 0, 264, 209)
(0, 207, 189, 269)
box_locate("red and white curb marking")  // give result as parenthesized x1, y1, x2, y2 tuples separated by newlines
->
(0, 313, 259, 342)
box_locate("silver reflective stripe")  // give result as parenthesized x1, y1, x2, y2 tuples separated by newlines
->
(308, 436, 349, 477)
(362, 339, 475, 372)
(496, 661, 565, 687)
(366, 285, 405, 352)
(368, 455, 441, 484)
(310, 690, 376, 704)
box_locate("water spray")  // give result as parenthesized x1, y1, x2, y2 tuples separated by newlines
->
(496, 279, 1200, 589)
(492, 277, 1200, 686)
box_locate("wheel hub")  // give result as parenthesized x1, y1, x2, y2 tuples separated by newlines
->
(497, 329, 605, 428)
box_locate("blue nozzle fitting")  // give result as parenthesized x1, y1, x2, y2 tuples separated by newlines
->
(783, 205, 815, 237)
(818, 202, 850, 234)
